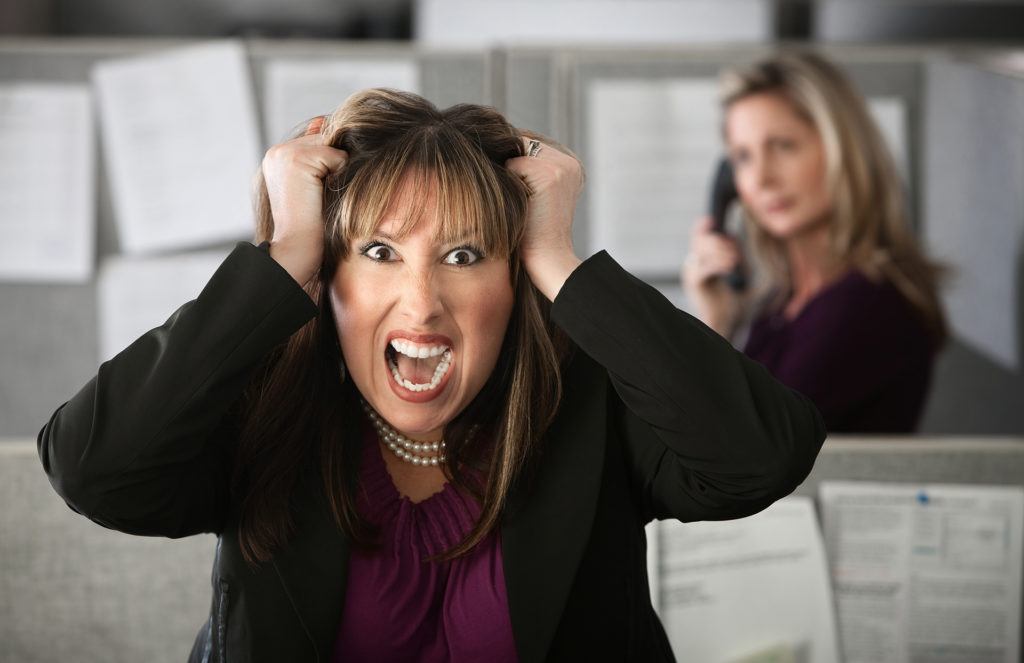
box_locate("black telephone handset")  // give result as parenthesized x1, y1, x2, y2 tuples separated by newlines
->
(708, 158, 747, 292)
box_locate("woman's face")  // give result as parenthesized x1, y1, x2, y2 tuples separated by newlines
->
(725, 92, 832, 240)
(330, 175, 515, 441)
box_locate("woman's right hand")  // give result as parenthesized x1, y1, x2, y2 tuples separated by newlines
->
(261, 116, 349, 286)
(681, 215, 745, 338)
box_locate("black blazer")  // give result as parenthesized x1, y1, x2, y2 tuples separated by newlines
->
(38, 243, 826, 662)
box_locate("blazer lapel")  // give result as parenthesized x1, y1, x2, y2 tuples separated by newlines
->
(501, 354, 608, 663)
(270, 462, 352, 662)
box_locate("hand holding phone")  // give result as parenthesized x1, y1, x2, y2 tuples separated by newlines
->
(680, 158, 747, 337)
(707, 158, 747, 292)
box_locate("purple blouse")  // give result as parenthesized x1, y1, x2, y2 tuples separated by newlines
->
(743, 268, 935, 434)
(330, 424, 518, 663)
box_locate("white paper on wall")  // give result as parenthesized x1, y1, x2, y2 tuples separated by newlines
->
(0, 83, 94, 282)
(98, 249, 229, 361)
(820, 481, 1024, 663)
(92, 41, 262, 255)
(655, 496, 842, 663)
(867, 96, 909, 181)
(587, 77, 722, 278)
(263, 59, 420, 145)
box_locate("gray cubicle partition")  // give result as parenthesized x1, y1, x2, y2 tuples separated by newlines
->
(5, 436, 1023, 662)
(918, 53, 1024, 435)
(0, 37, 492, 440)
(1, 440, 215, 663)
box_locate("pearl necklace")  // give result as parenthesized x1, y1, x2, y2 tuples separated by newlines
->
(360, 400, 446, 467)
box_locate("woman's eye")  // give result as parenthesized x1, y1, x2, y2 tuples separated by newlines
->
(362, 243, 397, 262)
(773, 137, 798, 152)
(443, 247, 482, 266)
(729, 151, 750, 168)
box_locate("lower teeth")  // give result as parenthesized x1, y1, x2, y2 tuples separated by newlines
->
(388, 350, 452, 392)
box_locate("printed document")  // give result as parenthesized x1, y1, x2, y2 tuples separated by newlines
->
(820, 481, 1023, 663)
(0, 83, 94, 282)
(587, 77, 723, 278)
(92, 41, 261, 254)
(655, 496, 841, 663)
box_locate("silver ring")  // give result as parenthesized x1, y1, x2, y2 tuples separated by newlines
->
(527, 139, 542, 157)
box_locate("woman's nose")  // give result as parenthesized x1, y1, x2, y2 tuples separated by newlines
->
(752, 153, 778, 188)
(400, 268, 444, 324)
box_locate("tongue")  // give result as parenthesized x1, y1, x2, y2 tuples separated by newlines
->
(396, 354, 442, 384)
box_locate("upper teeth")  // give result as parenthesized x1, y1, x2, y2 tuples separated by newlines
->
(390, 339, 450, 359)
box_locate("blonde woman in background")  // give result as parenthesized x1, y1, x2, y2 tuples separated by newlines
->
(683, 51, 948, 433)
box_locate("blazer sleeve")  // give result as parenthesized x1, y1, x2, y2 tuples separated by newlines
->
(550, 251, 827, 524)
(36, 242, 319, 538)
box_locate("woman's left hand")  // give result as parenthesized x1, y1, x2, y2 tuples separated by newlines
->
(506, 135, 584, 302)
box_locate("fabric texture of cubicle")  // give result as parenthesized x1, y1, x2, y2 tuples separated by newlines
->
(0, 441, 216, 663)
(919, 55, 1024, 434)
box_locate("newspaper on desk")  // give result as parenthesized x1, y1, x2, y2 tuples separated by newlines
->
(820, 481, 1024, 663)
(651, 495, 841, 663)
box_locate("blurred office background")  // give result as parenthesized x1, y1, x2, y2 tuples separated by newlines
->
(2, 1, 1023, 662)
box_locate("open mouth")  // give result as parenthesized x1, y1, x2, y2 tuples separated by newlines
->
(385, 338, 454, 393)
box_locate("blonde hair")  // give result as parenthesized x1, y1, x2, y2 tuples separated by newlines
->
(721, 51, 948, 347)
(234, 89, 568, 565)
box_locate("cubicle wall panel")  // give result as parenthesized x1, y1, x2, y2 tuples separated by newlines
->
(0, 284, 98, 443)
(420, 50, 493, 109)
(794, 438, 1024, 499)
(0, 442, 216, 663)
(501, 49, 561, 139)
(917, 57, 1024, 434)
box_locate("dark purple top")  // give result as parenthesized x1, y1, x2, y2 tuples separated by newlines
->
(743, 269, 935, 434)
(330, 425, 518, 663)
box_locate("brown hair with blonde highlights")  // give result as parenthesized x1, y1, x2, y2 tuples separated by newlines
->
(232, 89, 569, 566)
(721, 51, 948, 349)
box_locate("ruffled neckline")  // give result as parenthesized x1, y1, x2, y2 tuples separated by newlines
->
(356, 421, 484, 557)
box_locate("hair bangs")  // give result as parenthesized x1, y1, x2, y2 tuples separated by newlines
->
(332, 141, 421, 255)
(430, 126, 522, 260)
(329, 126, 523, 261)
